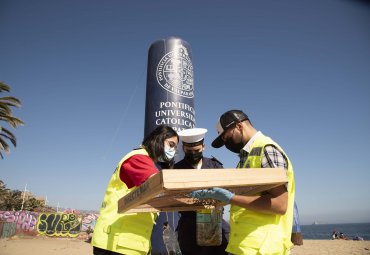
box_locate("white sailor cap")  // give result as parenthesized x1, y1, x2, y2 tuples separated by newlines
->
(178, 128, 207, 146)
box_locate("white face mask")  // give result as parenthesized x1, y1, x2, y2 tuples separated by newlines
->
(165, 144, 176, 160)
(158, 144, 176, 162)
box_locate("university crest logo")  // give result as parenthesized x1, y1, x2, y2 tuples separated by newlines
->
(156, 45, 194, 98)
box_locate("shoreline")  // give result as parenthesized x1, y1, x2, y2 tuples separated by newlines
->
(0, 236, 370, 255)
(291, 239, 370, 254)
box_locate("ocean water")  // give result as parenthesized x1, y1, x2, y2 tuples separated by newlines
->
(300, 223, 370, 240)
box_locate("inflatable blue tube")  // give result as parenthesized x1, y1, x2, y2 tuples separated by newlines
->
(144, 37, 196, 255)
(144, 36, 196, 137)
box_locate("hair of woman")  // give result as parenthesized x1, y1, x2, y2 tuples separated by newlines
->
(142, 125, 178, 163)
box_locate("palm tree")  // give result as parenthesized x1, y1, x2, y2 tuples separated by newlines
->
(0, 82, 24, 159)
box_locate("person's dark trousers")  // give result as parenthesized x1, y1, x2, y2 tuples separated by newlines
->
(178, 231, 229, 255)
(93, 246, 125, 255)
(177, 212, 228, 255)
(93, 246, 152, 255)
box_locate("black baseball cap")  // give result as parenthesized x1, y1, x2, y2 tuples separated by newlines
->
(211, 110, 249, 148)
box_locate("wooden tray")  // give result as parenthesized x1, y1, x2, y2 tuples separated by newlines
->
(118, 168, 287, 213)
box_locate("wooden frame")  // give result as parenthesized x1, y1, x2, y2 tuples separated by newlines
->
(118, 168, 287, 213)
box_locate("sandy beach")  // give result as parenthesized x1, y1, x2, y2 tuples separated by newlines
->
(0, 236, 92, 255)
(291, 240, 370, 255)
(0, 237, 370, 255)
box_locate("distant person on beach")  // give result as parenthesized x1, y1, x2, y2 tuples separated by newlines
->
(191, 109, 295, 255)
(91, 125, 179, 255)
(353, 236, 364, 241)
(332, 231, 339, 240)
(86, 226, 93, 243)
(174, 128, 229, 255)
(339, 232, 349, 240)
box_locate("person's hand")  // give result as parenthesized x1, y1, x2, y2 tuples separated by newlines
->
(191, 187, 235, 203)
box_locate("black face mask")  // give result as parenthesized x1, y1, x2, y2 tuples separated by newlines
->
(225, 139, 244, 153)
(225, 127, 245, 153)
(184, 151, 203, 165)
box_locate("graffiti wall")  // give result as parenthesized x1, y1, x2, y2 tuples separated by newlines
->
(37, 213, 82, 237)
(0, 211, 98, 238)
(81, 213, 98, 232)
(0, 222, 16, 238)
(0, 211, 38, 235)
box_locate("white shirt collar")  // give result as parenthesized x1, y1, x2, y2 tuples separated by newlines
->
(242, 131, 263, 153)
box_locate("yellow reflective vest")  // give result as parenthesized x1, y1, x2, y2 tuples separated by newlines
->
(91, 148, 157, 255)
(226, 134, 295, 255)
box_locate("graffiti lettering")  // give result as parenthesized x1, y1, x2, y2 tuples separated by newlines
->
(81, 213, 98, 232)
(0, 211, 38, 231)
(0, 211, 98, 237)
(37, 213, 81, 237)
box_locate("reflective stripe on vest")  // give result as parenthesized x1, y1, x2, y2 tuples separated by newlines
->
(91, 148, 157, 255)
(226, 135, 295, 255)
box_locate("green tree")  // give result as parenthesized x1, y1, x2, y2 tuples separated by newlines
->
(1, 190, 23, 211)
(24, 197, 45, 211)
(0, 180, 56, 212)
(0, 82, 24, 159)
(0, 180, 10, 209)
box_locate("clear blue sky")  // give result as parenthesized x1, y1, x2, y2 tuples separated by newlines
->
(1, 0, 369, 225)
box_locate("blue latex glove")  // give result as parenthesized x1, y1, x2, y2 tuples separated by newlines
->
(191, 187, 235, 203)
